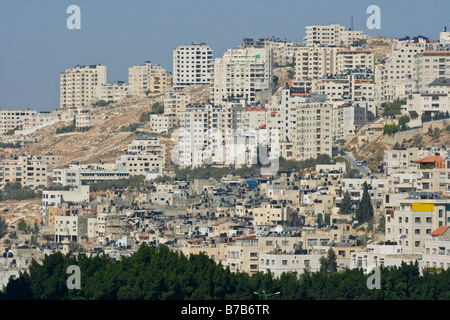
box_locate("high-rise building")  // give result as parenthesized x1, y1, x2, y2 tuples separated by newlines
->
(173, 43, 213, 89)
(213, 46, 274, 103)
(128, 61, 172, 97)
(303, 24, 363, 47)
(60, 65, 107, 108)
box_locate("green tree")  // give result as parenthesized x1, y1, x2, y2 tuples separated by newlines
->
(319, 248, 337, 275)
(17, 219, 27, 233)
(0, 216, 8, 239)
(339, 190, 353, 215)
(355, 182, 374, 225)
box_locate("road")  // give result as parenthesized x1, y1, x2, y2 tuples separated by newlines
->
(340, 151, 372, 176)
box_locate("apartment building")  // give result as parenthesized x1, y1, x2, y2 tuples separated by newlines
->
(0, 109, 37, 134)
(148, 114, 178, 133)
(173, 43, 213, 89)
(259, 251, 322, 276)
(295, 101, 334, 161)
(42, 185, 90, 225)
(212, 46, 274, 104)
(163, 89, 191, 117)
(376, 40, 430, 102)
(303, 24, 363, 47)
(53, 164, 130, 186)
(0, 155, 48, 189)
(349, 243, 419, 272)
(54, 214, 90, 243)
(60, 64, 107, 108)
(223, 234, 303, 274)
(75, 109, 103, 131)
(95, 81, 129, 102)
(128, 61, 172, 96)
(422, 226, 450, 270)
(336, 50, 374, 74)
(415, 51, 450, 92)
(294, 46, 339, 89)
(242, 37, 300, 66)
(176, 101, 246, 168)
(116, 135, 165, 175)
(253, 201, 298, 227)
(385, 195, 450, 254)
(404, 78, 450, 122)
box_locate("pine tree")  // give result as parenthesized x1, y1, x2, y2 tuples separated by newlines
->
(339, 190, 353, 215)
(356, 182, 374, 224)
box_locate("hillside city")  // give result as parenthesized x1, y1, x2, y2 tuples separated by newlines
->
(1, 23, 450, 295)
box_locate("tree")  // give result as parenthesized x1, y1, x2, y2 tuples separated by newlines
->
(355, 182, 374, 225)
(319, 248, 337, 275)
(339, 190, 353, 215)
(0, 216, 8, 239)
(17, 219, 27, 233)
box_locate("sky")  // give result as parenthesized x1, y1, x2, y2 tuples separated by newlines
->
(1, 0, 449, 112)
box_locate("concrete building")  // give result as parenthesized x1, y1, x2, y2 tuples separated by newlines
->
(303, 24, 363, 47)
(0, 109, 37, 134)
(422, 226, 450, 270)
(53, 164, 130, 186)
(294, 46, 339, 90)
(128, 61, 172, 96)
(60, 64, 107, 108)
(404, 78, 450, 123)
(336, 50, 374, 74)
(415, 51, 450, 92)
(213, 46, 274, 103)
(148, 114, 178, 134)
(95, 81, 129, 102)
(173, 43, 213, 89)
(116, 135, 165, 175)
(0, 155, 48, 189)
(42, 185, 90, 225)
(385, 195, 450, 254)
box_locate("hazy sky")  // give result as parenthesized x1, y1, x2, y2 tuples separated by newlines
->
(1, 0, 449, 111)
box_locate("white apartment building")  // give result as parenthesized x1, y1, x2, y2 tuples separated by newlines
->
(294, 46, 339, 87)
(0, 155, 49, 189)
(242, 37, 300, 66)
(75, 109, 103, 131)
(385, 196, 450, 254)
(303, 24, 363, 47)
(213, 46, 274, 103)
(54, 214, 90, 243)
(350, 243, 419, 272)
(336, 50, 374, 74)
(95, 81, 129, 102)
(176, 101, 246, 168)
(259, 252, 321, 276)
(342, 104, 368, 136)
(414, 51, 450, 92)
(42, 185, 90, 225)
(163, 89, 191, 117)
(128, 61, 172, 96)
(173, 43, 213, 89)
(422, 226, 450, 270)
(0, 109, 37, 134)
(53, 164, 130, 187)
(253, 202, 296, 227)
(295, 101, 334, 161)
(148, 114, 178, 133)
(60, 64, 107, 108)
(404, 78, 450, 122)
(116, 135, 165, 175)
